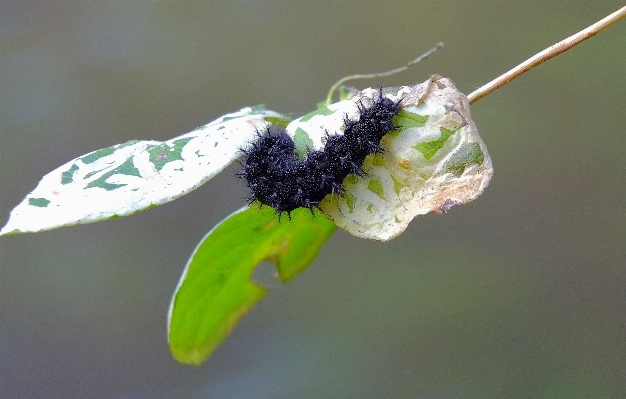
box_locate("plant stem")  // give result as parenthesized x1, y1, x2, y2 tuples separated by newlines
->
(467, 5, 626, 105)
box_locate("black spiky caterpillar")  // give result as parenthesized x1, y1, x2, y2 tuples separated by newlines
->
(238, 89, 402, 217)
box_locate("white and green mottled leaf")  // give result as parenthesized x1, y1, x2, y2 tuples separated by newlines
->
(286, 75, 494, 241)
(1, 106, 288, 236)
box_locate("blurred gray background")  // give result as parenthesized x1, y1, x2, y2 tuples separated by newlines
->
(1, 1, 625, 398)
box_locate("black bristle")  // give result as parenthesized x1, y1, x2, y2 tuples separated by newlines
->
(237, 89, 402, 218)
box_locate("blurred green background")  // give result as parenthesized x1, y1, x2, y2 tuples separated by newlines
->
(1, 1, 625, 398)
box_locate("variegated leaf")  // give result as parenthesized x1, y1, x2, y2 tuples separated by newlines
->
(286, 75, 494, 241)
(1, 106, 288, 236)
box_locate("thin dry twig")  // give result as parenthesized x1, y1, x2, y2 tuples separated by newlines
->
(467, 5, 626, 105)
(324, 42, 444, 106)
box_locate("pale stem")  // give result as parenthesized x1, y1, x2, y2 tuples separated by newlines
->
(467, 5, 626, 104)
(324, 42, 444, 106)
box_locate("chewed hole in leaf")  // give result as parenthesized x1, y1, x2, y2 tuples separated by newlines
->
(252, 261, 281, 289)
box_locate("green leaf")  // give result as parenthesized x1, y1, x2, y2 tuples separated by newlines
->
(167, 205, 336, 365)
